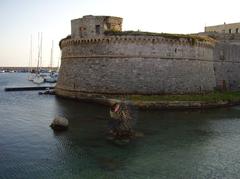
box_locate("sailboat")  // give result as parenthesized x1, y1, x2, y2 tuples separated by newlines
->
(33, 32, 44, 84)
(33, 74, 44, 84)
(44, 41, 58, 83)
(28, 35, 35, 81)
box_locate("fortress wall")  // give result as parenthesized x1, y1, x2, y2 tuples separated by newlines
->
(56, 36, 216, 95)
(60, 36, 213, 59)
(213, 42, 240, 89)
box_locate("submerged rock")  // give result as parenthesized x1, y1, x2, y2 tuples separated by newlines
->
(50, 116, 69, 131)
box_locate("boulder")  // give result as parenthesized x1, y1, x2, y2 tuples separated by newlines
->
(50, 116, 69, 131)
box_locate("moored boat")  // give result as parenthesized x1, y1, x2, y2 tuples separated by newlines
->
(33, 74, 44, 84)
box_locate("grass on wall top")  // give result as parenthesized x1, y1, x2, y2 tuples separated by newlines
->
(104, 30, 216, 44)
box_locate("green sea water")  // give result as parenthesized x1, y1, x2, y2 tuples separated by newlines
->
(1, 73, 240, 178)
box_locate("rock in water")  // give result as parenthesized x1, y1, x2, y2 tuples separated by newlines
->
(50, 116, 69, 131)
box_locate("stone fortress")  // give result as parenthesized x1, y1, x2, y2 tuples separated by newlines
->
(55, 15, 240, 99)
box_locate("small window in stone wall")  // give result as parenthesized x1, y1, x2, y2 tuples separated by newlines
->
(236, 28, 239, 33)
(79, 27, 84, 37)
(220, 50, 225, 60)
(229, 29, 232, 34)
(96, 25, 100, 35)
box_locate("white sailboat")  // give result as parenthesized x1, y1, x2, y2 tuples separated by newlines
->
(33, 74, 44, 84)
(44, 73, 58, 83)
(28, 74, 35, 81)
(44, 41, 58, 83)
(33, 32, 44, 84)
(28, 35, 35, 81)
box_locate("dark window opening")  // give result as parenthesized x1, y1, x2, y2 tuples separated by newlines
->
(236, 28, 239, 33)
(95, 25, 100, 35)
(229, 29, 232, 34)
(79, 27, 82, 37)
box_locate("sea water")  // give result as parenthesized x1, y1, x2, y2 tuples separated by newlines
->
(1, 73, 240, 178)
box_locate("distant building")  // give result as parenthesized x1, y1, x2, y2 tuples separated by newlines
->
(205, 22, 240, 34)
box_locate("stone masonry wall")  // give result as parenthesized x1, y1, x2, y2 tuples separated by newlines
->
(56, 36, 216, 95)
(213, 42, 240, 90)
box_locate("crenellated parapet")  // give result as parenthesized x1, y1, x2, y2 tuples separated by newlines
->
(59, 34, 215, 63)
(60, 35, 215, 50)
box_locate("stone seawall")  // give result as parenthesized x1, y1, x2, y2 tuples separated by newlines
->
(56, 35, 216, 96)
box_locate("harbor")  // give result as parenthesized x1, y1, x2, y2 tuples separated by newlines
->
(2, 0, 240, 178)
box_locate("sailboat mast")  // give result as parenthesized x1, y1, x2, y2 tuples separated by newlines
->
(50, 40, 54, 70)
(28, 35, 33, 72)
(40, 32, 43, 69)
(37, 32, 40, 73)
(36, 32, 43, 73)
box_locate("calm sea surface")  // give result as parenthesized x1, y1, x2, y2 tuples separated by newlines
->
(1, 73, 240, 178)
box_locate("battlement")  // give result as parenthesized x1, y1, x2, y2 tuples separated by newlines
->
(60, 34, 215, 50)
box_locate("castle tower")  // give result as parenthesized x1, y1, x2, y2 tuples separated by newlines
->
(71, 15, 123, 38)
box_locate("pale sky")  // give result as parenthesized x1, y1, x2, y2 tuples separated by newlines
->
(0, 0, 240, 67)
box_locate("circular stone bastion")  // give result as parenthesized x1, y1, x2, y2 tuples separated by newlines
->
(55, 33, 216, 98)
